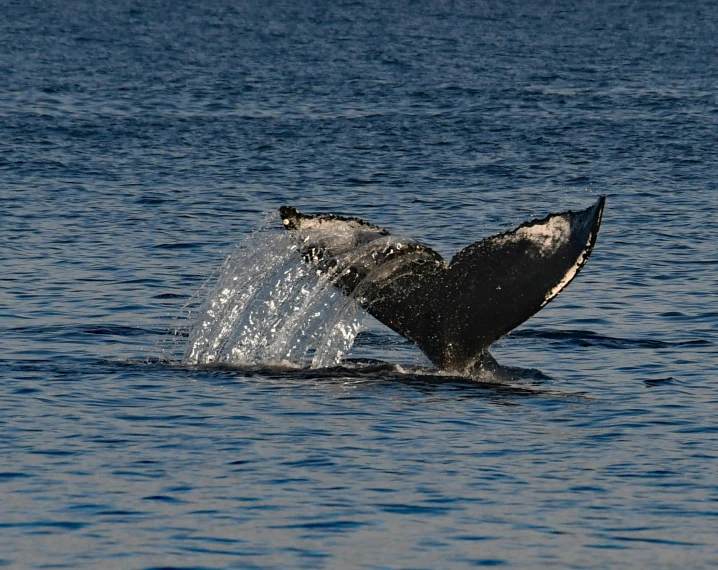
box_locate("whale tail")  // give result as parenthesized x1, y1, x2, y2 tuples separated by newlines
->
(280, 197, 605, 375)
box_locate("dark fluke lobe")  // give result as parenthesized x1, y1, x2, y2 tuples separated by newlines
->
(281, 198, 605, 375)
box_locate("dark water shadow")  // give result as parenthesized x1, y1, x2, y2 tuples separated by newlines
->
(125, 356, 593, 404)
(511, 328, 711, 349)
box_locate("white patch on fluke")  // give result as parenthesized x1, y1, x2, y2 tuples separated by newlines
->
(512, 215, 571, 256)
(541, 225, 594, 307)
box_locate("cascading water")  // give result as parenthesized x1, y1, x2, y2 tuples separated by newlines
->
(182, 226, 362, 368)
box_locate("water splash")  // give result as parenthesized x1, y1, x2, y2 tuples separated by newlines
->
(182, 225, 362, 368)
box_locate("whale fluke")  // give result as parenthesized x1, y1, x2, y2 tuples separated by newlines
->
(280, 198, 605, 375)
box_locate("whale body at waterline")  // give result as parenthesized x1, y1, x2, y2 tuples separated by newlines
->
(279, 197, 605, 376)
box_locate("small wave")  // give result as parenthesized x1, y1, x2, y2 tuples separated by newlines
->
(153, 242, 202, 250)
(9, 324, 162, 338)
(153, 293, 189, 299)
(644, 376, 677, 387)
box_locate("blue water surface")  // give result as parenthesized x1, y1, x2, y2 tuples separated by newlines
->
(1, 1, 717, 568)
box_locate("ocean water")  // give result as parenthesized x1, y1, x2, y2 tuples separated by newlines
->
(2, 0, 717, 568)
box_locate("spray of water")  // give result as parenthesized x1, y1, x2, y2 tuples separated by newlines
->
(182, 225, 362, 369)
